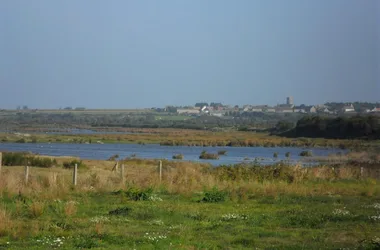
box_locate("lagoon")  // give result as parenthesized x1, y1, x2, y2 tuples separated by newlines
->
(0, 143, 345, 166)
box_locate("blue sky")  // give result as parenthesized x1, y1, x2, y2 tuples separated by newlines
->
(0, 0, 379, 109)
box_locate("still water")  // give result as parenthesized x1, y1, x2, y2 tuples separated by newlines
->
(0, 143, 345, 166)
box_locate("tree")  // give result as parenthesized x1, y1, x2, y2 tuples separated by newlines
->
(275, 120, 294, 132)
(210, 102, 223, 108)
(165, 106, 177, 113)
(195, 102, 208, 107)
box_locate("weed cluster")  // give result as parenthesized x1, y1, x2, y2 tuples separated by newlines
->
(114, 187, 156, 201)
(200, 187, 227, 203)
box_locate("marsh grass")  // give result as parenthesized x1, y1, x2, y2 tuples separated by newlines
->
(2, 128, 373, 149)
(29, 201, 45, 218)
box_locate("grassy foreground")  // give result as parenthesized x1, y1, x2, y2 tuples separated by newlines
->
(0, 158, 379, 249)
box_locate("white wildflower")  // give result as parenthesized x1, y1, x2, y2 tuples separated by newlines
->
(90, 216, 110, 223)
(149, 220, 164, 226)
(144, 232, 167, 242)
(369, 215, 380, 221)
(66, 200, 79, 205)
(372, 236, 380, 244)
(332, 208, 350, 216)
(372, 203, 380, 210)
(221, 213, 248, 221)
(148, 194, 163, 202)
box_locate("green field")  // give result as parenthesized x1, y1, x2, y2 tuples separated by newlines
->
(0, 157, 379, 249)
(1, 189, 379, 249)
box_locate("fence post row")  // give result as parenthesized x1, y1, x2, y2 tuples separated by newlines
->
(73, 164, 78, 186)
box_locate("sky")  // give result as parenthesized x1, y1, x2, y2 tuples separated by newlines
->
(0, 0, 379, 109)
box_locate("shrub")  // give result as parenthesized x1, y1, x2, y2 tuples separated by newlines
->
(108, 154, 119, 161)
(218, 150, 227, 155)
(199, 151, 219, 160)
(1, 152, 56, 168)
(172, 154, 184, 160)
(201, 187, 227, 203)
(29, 157, 57, 168)
(31, 136, 38, 143)
(285, 152, 291, 158)
(273, 152, 278, 158)
(2, 152, 28, 166)
(299, 150, 313, 157)
(124, 187, 153, 201)
(62, 160, 87, 169)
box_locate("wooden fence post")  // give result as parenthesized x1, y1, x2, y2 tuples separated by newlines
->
(112, 162, 119, 172)
(159, 160, 162, 183)
(73, 164, 78, 186)
(0, 152, 2, 175)
(120, 164, 125, 183)
(24, 165, 29, 184)
(360, 167, 364, 178)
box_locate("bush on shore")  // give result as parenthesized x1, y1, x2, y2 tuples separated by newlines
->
(62, 160, 87, 169)
(1, 152, 57, 168)
(199, 151, 219, 160)
(299, 151, 313, 157)
(172, 154, 184, 160)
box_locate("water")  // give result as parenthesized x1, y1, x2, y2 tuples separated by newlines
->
(44, 129, 139, 135)
(0, 143, 345, 166)
(1, 129, 144, 135)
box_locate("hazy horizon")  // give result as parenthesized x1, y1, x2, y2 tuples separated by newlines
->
(1, 1, 379, 109)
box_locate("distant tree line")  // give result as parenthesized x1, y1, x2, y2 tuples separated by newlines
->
(281, 115, 380, 139)
(0, 111, 291, 131)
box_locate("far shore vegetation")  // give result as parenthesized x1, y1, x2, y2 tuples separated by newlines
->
(0, 110, 379, 150)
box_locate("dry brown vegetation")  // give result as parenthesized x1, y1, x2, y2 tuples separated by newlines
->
(0, 128, 373, 149)
(0, 156, 379, 199)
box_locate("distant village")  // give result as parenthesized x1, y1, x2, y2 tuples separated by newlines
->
(158, 97, 380, 117)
